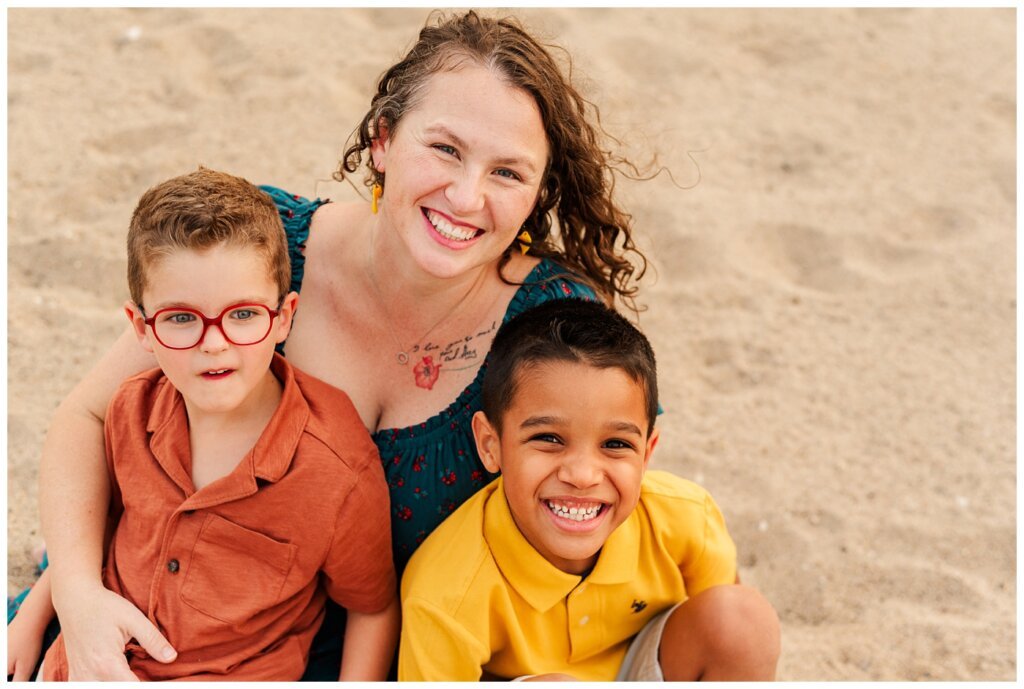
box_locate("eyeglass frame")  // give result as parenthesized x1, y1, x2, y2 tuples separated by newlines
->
(138, 301, 283, 350)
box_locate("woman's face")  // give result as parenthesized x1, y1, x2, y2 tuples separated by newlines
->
(371, 63, 549, 280)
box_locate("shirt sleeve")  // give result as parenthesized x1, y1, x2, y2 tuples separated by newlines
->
(320, 455, 397, 613)
(398, 596, 489, 681)
(680, 491, 738, 595)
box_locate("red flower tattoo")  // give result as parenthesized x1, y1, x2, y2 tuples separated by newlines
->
(413, 355, 442, 390)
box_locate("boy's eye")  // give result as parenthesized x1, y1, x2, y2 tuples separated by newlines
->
(230, 308, 258, 321)
(162, 311, 197, 325)
(603, 438, 636, 451)
(529, 433, 562, 445)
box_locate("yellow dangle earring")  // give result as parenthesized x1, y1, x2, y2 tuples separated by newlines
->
(371, 183, 382, 214)
(516, 229, 533, 255)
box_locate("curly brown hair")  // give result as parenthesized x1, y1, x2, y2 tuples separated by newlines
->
(336, 10, 648, 312)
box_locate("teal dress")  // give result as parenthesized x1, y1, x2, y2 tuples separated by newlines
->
(261, 186, 598, 573)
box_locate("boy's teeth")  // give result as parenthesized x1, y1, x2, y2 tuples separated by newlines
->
(546, 501, 602, 522)
(426, 210, 477, 241)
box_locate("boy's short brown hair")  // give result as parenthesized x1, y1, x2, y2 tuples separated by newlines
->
(127, 167, 289, 306)
(481, 298, 659, 435)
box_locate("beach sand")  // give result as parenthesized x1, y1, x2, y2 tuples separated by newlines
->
(6, 8, 1016, 680)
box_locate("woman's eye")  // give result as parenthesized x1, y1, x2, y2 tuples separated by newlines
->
(433, 144, 458, 157)
(494, 168, 522, 182)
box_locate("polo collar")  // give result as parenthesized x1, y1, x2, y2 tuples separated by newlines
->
(485, 478, 581, 613)
(146, 353, 308, 510)
(484, 477, 643, 609)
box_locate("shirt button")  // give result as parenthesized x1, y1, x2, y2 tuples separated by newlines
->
(579, 615, 590, 626)
(167, 559, 180, 573)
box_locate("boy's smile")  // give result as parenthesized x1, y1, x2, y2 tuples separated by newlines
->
(474, 360, 658, 576)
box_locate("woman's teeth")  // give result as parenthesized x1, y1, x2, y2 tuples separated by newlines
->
(547, 501, 603, 522)
(426, 210, 478, 241)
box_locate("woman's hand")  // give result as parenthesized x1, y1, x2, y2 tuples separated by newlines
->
(55, 581, 176, 681)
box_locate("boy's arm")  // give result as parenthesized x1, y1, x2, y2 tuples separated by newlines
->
(6, 569, 56, 681)
(680, 491, 738, 596)
(337, 594, 400, 681)
(398, 596, 489, 681)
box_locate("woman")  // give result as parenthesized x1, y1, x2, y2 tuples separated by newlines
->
(36, 10, 648, 680)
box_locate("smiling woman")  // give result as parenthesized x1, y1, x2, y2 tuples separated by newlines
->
(33, 9, 650, 681)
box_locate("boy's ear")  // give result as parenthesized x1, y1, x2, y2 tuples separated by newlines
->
(472, 411, 502, 474)
(369, 118, 390, 172)
(642, 427, 660, 471)
(273, 291, 300, 344)
(124, 301, 155, 353)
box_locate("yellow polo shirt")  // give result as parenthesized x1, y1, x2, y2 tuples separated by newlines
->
(398, 470, 737, 681)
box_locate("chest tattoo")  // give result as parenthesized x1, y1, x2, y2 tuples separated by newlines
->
(408, 320, 498, 390)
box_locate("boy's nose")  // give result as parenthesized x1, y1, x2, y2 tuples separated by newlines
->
(556, 452, 602, 489)
(198, 323, 231, 352)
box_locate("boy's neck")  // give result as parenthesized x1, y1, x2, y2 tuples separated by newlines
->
(182, 368, 284, 491)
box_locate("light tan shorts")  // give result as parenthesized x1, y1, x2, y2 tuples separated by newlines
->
(614, 602, 682, 682)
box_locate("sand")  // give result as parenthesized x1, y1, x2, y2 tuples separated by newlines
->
(6, 8, 1016, 681)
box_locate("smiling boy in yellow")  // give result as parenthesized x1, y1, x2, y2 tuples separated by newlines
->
(398, 299, 780, 681)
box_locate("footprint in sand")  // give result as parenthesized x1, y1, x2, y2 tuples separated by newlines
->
(88, 122, 192, 155)
(730, 514, 829, 624)
(738, 223, 935, 293)
(692, 337, 776, 393)
(11, 238, 125, 300)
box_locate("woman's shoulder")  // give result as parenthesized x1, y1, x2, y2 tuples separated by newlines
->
(503, 257, 598, 321)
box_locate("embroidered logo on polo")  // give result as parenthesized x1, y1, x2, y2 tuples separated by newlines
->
(631, 599, 647, 613)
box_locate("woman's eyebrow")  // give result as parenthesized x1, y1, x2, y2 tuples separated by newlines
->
(425, 124, 540, 174)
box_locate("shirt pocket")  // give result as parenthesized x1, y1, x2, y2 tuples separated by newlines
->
(180, 513, 298, 625)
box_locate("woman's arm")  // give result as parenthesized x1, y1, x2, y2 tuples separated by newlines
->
(37, 326, 176, 680)
(338, 595, 400, 681)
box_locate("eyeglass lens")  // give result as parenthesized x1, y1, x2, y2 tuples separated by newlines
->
(153, 305, 274, 349)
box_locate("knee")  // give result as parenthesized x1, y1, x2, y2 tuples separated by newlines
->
(704, 585, 779, 656)
(668, 584, 781, 678)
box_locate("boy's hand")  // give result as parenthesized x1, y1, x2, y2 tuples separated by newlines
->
(57, 585, 176, 681)
(6, 613, 45, 681)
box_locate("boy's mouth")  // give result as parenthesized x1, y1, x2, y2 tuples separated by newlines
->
(545, 499, 607, 523)
(424, 208, 483, 243)
(201, 368, 234, 379)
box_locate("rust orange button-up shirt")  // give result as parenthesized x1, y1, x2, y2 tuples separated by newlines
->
(45, 354, 395, 681)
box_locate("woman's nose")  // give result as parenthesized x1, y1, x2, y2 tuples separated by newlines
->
(445, 171, 486, 215)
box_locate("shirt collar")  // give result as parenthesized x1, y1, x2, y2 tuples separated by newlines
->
(485, 478, 581, 612)
(484, 477, 643, 608)
(146, 354, 308, 506)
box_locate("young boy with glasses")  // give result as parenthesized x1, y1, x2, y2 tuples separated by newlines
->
(398, 299, 780, 681)
(7, 168, 398, 681)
